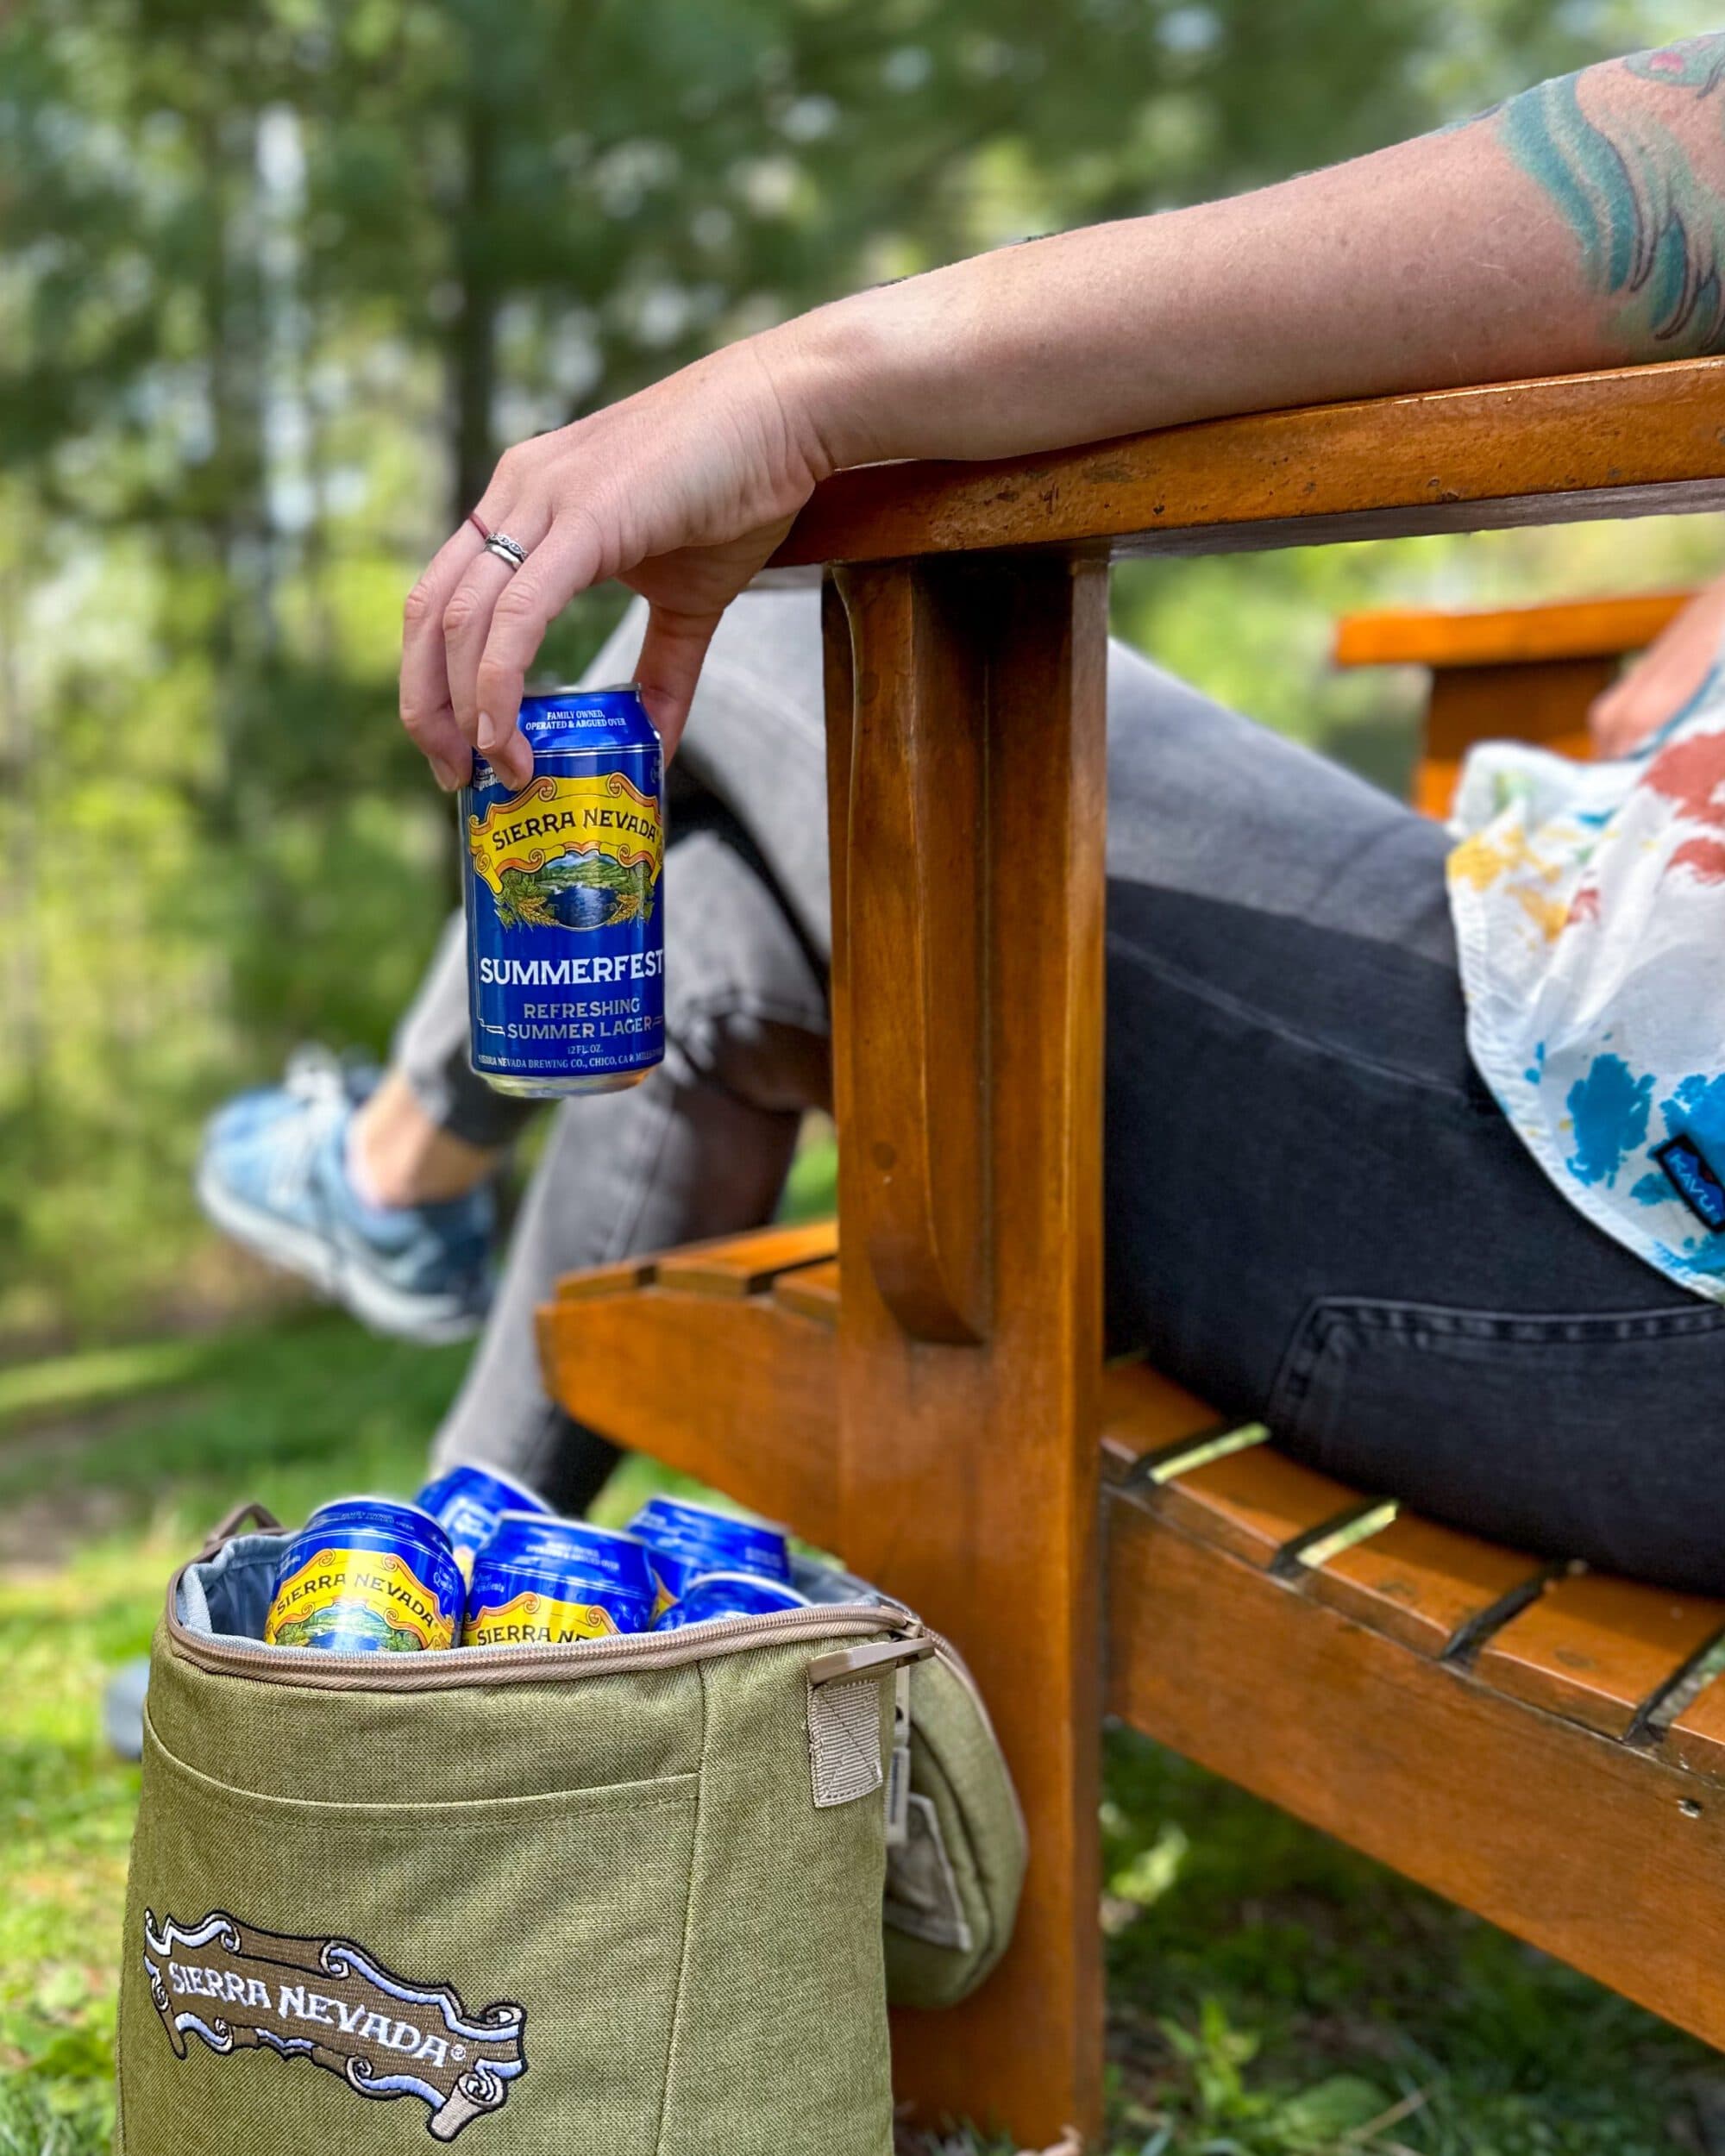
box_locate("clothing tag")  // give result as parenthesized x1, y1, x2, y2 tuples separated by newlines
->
(1654, 1133, 1725, 1232)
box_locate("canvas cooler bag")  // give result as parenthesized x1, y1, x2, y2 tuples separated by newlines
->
(117, 1508, 1024, 2154)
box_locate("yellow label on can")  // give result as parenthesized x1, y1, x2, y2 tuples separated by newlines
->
(263, 1548, 456, 1651)
(466, 772, 662, 918)
(461, 1589, 621, 1647)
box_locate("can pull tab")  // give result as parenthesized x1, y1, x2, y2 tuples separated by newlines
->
(196, 1500, 285, 1562)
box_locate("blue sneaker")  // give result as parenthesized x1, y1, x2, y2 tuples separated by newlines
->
(104, 1657, 149, 1762)
(196, 1050, 495, 1344)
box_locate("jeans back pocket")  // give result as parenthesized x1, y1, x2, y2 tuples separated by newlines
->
(1268, 1296, 1725, 1595)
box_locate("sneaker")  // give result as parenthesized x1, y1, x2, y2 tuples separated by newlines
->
(195, 1049, 496, 1344)
(103, 1657, 149, 1762)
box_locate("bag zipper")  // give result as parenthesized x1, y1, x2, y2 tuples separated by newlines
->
(166, 1555, 924, 1693)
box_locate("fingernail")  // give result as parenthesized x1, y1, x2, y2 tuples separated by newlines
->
(433, 755, 467, 793)
(476, 711, 503, 752)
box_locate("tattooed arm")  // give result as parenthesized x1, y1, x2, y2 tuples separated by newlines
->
(408, 34, 1725, 776)
(808, 31, 1725, 471)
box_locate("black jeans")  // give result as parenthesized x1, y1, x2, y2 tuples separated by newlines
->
(411, 591, 1725, 1595)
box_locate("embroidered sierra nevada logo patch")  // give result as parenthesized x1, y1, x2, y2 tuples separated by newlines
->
(141, 1908, 526, 2140)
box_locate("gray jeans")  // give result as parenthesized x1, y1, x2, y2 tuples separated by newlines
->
(417, 591, 1725, 1595)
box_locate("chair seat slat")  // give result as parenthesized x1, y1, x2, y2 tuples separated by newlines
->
(1302, 1513, 1550, 1658)
(653, 1219, 838, 1298)
(1473, 1575, 1725, 1739)
(773, 1257, 840, 1325)
(1146, 1445, 1377, 1570)
(1099, 1361, 1226, 1484)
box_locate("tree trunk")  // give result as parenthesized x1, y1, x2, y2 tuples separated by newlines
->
(449, 99, 499, 531)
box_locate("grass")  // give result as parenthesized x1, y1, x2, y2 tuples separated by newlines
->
(1, 1303, 1718, 2154)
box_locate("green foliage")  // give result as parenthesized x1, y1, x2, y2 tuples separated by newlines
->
(8, 0, 1725, 1334)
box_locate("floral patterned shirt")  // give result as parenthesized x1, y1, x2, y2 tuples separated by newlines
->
(1449, 647, 1725, 1298)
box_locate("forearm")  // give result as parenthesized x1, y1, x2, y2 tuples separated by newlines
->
(782, 34, 1725, 471)
(404, 34, 1725, 773)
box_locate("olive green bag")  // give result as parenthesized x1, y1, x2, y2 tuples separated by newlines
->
(793, 1559, 1026, 2011)
(117, 1512, 1023, 2156)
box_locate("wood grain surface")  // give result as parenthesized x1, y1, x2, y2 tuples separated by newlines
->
(827, 555, 1110, 2144)
(1334, 591, 1693, 669)
(1143, 1445, 1373, 1570)
(535, 1283, 842, 1549)
(1472, 1573, 1725, 1739)
(1302, 1511, 1551, 1659)
(773, 360, 1725, 569)
(833, 562, 990, 1344)
(653, 1219, 837, 1297)
(1108, 1489, 1725, 2054)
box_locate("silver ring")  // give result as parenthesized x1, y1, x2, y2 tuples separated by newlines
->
(485, 533, 528, 571)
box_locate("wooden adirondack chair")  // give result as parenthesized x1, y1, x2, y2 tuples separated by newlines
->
(538, 356, 1725, 2149)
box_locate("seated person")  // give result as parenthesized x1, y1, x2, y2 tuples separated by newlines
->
(204, 34, 1725, 1596)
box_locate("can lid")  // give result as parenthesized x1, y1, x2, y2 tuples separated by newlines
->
(524, 680, 643, 697)
(632, 1495, 787, 1538)
(307, 1494, 444, 1527)
(468, 1547, 656, 1602)
(300, 1495, 455, 1551)
(681, 1572, 811, 1606)
(418, 1465, 550, 1512)
(492, 1510, 649, 1549)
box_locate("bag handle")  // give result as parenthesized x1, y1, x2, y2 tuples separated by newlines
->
(195, 1499, 284, 1562)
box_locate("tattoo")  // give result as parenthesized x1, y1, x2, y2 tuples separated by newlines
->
(1626, 36, 1725, 96)
(1496, 34, 1725, 354)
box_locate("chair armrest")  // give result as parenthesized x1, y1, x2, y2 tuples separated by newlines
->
(1333, 592, 1697, 673)
(774, 358, 1725, 570)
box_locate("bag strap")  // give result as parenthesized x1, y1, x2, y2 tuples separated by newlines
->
(195, 1500, 284, 1562)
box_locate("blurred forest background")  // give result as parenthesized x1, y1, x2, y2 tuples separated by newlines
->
(7, 0, 1725, 1343)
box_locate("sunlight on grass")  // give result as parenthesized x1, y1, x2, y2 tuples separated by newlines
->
(1, 1302, 1717, 2153)
(0, 1333, 222, 1436)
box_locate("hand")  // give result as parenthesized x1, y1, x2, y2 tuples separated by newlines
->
(399, 333, 831, 789)
(1590, 573, 1725, 758)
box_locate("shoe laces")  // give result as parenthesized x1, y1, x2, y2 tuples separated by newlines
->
(264, 1047, 353, 1210)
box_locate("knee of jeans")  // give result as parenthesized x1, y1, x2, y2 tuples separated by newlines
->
(664, 992, 830, 1113)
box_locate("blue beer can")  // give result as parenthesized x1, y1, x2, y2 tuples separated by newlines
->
(462, 684, 665, 1099)
(627, 1496, 792, 1613)
(264, 1498, 464, 1654)
(652, 1572, 812, 1631)
(416, 1463, 551, 1580)
(461, 1513, 656, 1646)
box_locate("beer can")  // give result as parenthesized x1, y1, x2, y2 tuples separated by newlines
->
(461, 1514, 656, 1646)
(462, 684, 665, 1099)
(652, 1572, 812, 1632)
(415, 1463, 550, 1581)
(264, 1499, 463, 1653)
(628, 1496, 792, 1611)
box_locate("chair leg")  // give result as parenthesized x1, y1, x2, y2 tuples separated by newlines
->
(824, 557, 1108, 2147)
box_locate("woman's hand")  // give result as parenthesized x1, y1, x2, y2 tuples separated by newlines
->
(1590, 573, 1725, 758)
(399, 332, 835, 789)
